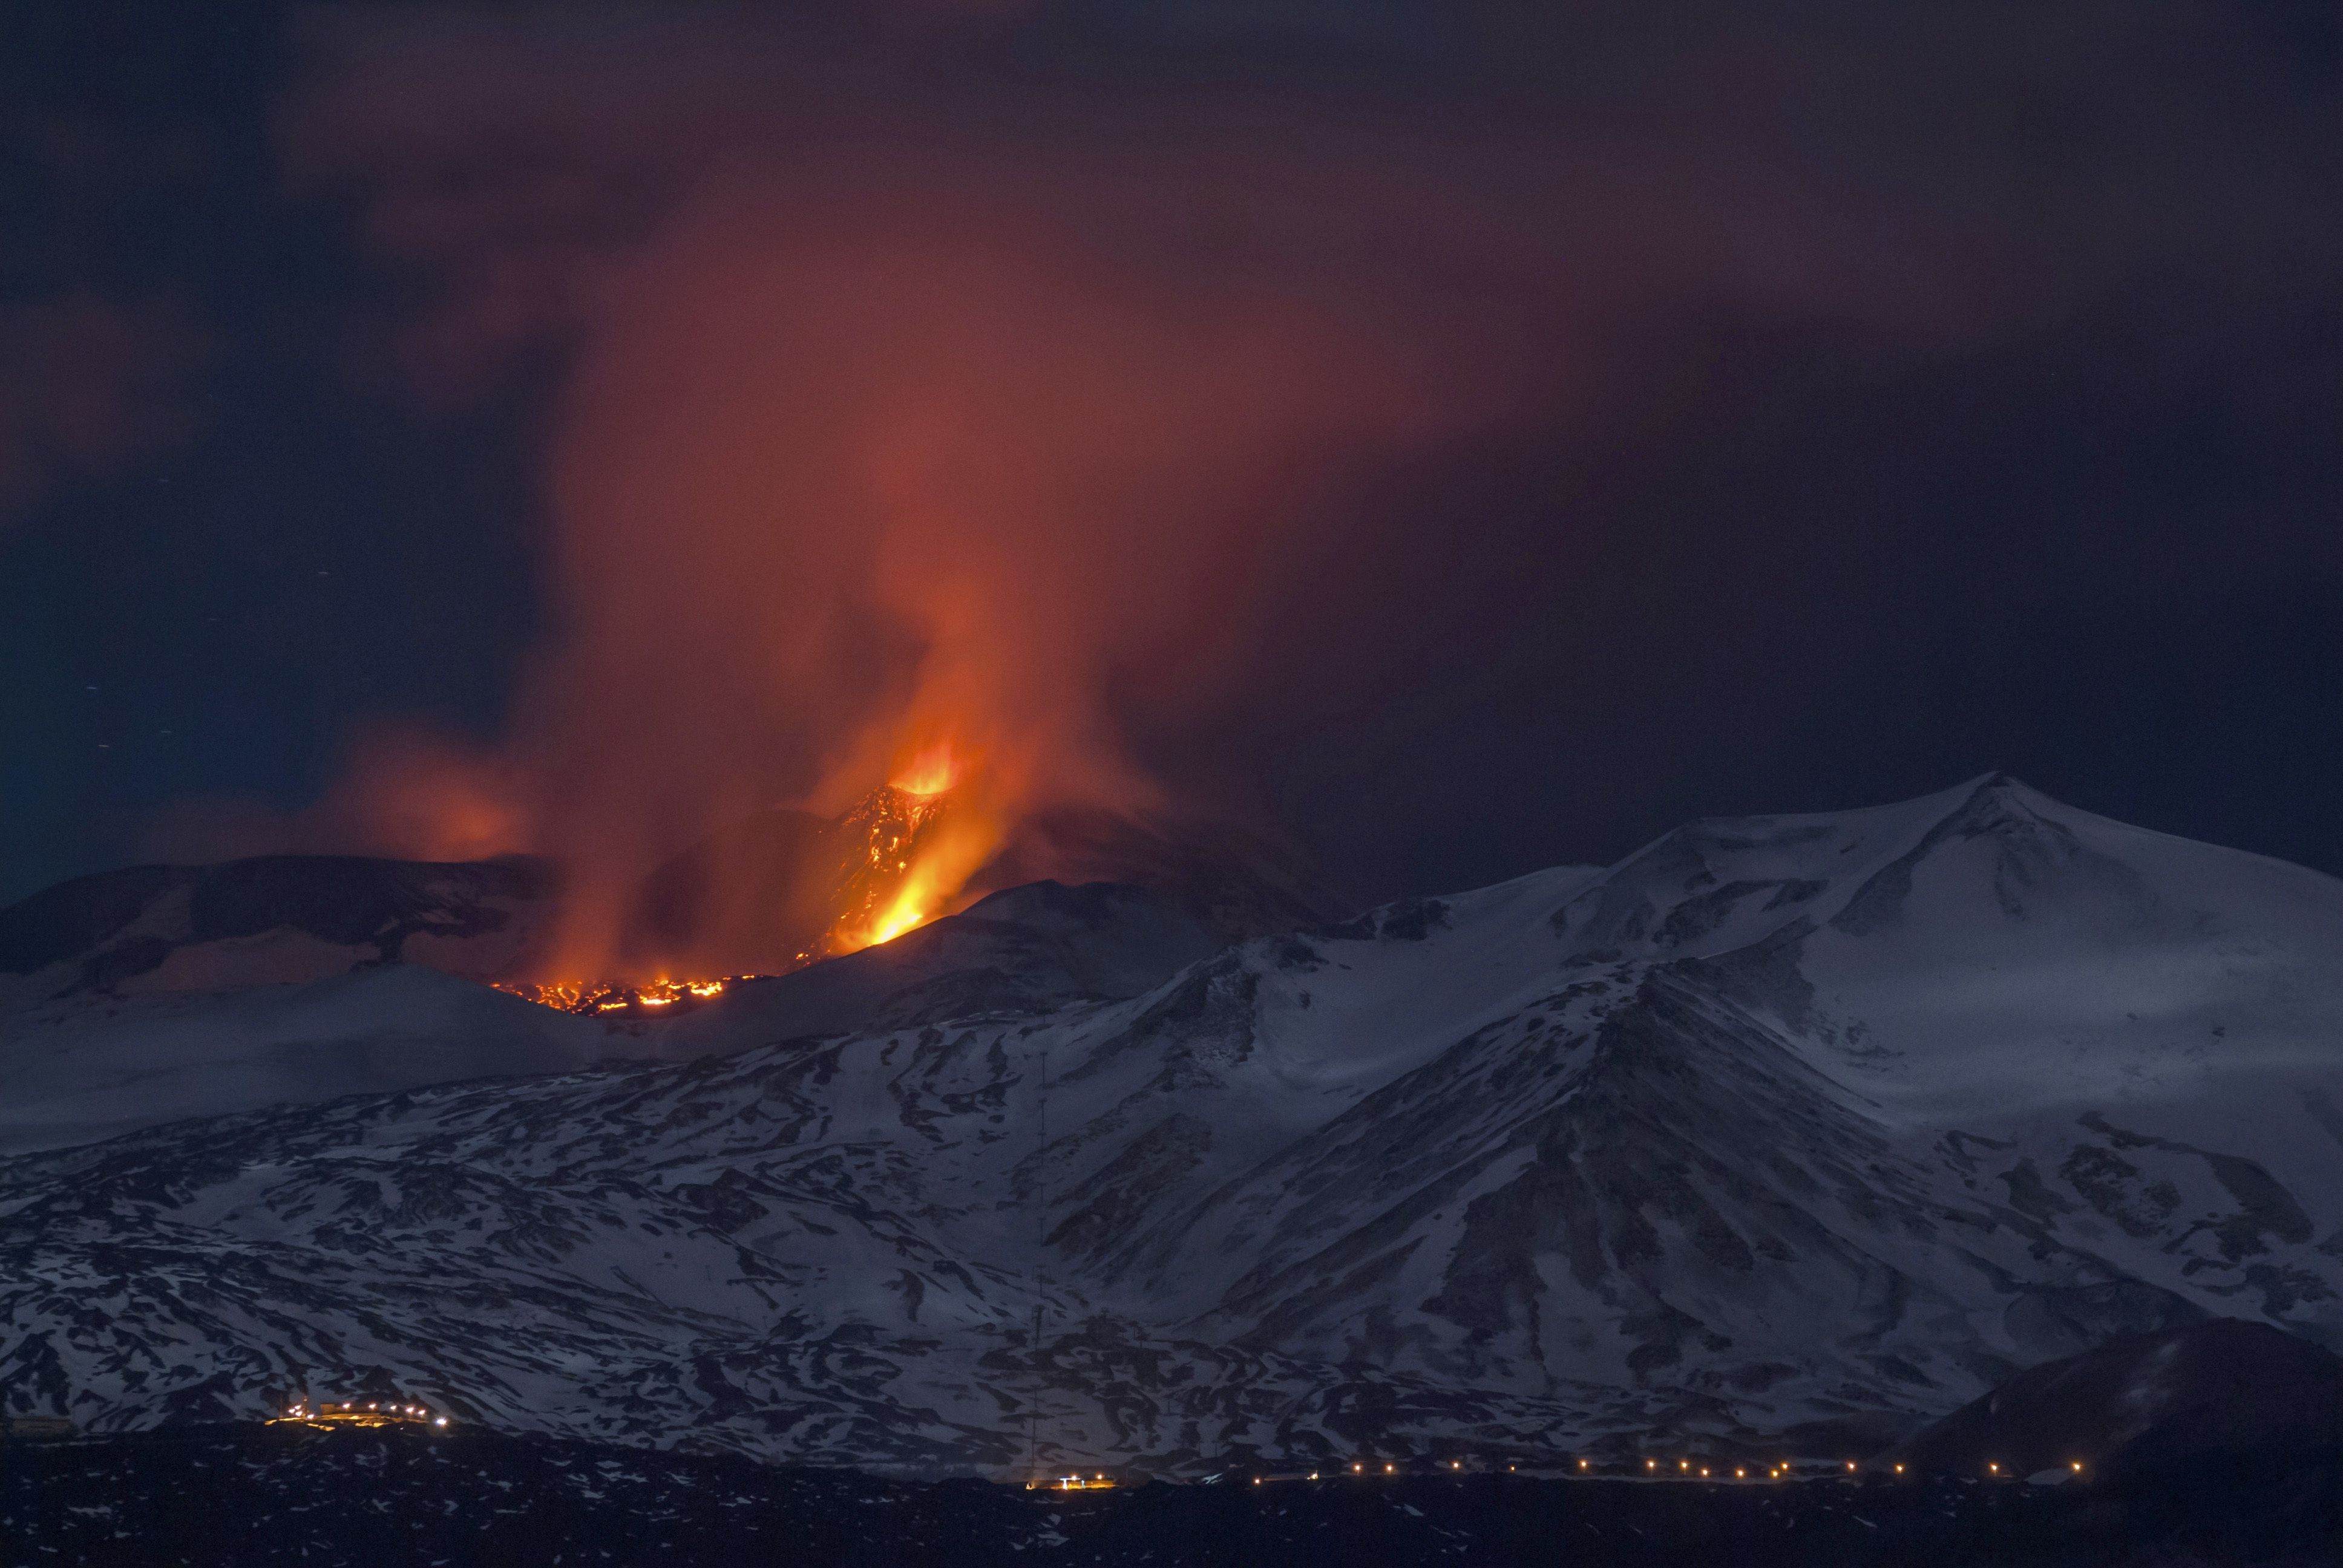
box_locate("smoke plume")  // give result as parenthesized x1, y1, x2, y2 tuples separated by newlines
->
(280, 1, 2325, 975)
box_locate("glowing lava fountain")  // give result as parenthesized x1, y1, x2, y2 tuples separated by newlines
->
(824, 742, 1002, 956)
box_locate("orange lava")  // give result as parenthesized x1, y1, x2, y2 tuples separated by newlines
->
(822, 739, 1002, 956)
(496, 976, 732, 1015)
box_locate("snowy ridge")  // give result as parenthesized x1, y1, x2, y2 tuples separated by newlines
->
(0, 880, 1225, 1158)
(0, 855, 559, 1014)
(0, 966, 611, 1153)
(4, 776, 2341, 1472)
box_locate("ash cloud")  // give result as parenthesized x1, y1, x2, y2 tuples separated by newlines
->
(274, 1, 2343, 965)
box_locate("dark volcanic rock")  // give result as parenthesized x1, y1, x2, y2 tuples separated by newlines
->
(1880, 1318, 2343, 1481)
(965, 805, 1344, 943)
(657, 880, 1222, 1049)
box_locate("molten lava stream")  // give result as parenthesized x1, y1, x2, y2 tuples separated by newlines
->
(494, 978, 731, 1015)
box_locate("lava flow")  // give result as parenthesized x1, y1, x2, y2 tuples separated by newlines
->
(493, 976, 734, 1016)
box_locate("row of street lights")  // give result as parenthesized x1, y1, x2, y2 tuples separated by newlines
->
(1240, 1455, 2085, 1483)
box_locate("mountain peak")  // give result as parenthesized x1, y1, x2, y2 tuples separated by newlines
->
(7, 776, 2343, 1470)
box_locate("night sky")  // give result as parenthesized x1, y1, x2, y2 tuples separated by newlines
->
(5, 0, 2341, 912)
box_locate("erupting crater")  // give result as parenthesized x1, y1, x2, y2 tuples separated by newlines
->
(500, 744, 1000, 1013)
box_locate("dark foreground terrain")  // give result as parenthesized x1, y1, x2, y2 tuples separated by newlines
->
(4, 1425, 2340, 1567)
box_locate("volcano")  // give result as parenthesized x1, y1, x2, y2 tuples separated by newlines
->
(0, 784, 1337, 1016)
(621, 789, 1339, 983)
(5, 775, 2342, 1472)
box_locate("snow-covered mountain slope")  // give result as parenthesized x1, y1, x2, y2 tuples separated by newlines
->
(653, 880, 1222, 1056)
(0, 855, 558, 1013)
(0, 799, 1328, 1013)
(0, 881, 1227, 1156)
(0, 967, 620, 1154)
(4, 777, 2341, 1476)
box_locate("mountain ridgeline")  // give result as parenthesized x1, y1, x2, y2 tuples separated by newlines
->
(0, 800, 1337, 1017)
(3, 776, 2341, 1474)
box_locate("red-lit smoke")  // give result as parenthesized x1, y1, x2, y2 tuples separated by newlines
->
(513, 168, 1481, 973)
(280, 5, 2009, 978)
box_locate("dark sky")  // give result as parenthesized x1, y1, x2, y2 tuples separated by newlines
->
(4, 0, 2341, 911)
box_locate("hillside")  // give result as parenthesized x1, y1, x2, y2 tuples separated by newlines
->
(4, 776, 2339, 1474)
